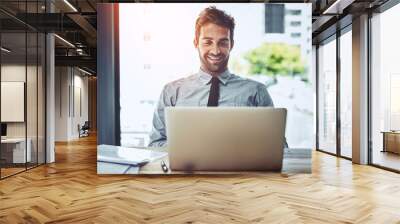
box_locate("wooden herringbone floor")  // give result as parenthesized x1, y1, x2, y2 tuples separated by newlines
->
(1, 134, 400, 224)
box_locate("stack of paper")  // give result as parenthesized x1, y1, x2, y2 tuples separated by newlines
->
(97, 145, 167, 166)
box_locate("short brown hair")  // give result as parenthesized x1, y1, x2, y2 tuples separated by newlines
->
(195, 6, 235, 45)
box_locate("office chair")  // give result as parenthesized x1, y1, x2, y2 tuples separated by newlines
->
(79, 121, 90, 138)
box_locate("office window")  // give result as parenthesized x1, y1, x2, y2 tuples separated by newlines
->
(0, 1, 46, 179)
(27, 31, 39, 169)
(290, 21, 301, 27)
(287, 9, 301, 15)
(265, 4, 285, 33)
(371, 4, 400, 171)
(339, 29, 352, 158)
(1, 31, 28, 178)
(318, 37, 337, 154)
(37, 33, 45, 165)
(291, 33, 301, 38)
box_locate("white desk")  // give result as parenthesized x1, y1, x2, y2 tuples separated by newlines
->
(97, 146, 311, 175)
(1, 138, 31, 163)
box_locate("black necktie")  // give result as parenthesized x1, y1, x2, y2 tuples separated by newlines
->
(207, 77, 219, 107)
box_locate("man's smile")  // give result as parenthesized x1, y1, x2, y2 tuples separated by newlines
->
(206, 54, 224, 63)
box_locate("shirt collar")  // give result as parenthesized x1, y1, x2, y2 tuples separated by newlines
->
(197, 68, 231, 86)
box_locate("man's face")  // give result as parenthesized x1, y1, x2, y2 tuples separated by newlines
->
(195, 23, 233, 76)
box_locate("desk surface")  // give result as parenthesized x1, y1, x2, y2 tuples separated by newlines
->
(381, 131, 400, 134)
(97, 147, 312, 175)
(1, 138, 27, 143)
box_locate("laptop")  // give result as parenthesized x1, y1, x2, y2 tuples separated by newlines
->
(165, 107, 287, 171)
(1, 123, 7, 140)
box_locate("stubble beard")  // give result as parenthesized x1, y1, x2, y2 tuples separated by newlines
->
(199, 52, 229, 76)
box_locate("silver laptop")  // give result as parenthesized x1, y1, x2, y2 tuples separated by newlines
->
(165, 107, 287, 171)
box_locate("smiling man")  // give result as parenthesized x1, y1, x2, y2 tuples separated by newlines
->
(148, 6, 276, 147)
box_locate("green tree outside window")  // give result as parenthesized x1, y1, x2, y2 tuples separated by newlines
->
(244, 43, 307, 86)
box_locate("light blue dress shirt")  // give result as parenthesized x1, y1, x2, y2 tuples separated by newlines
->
(148, 69, 276, 147)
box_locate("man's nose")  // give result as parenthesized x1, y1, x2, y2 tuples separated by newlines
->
(210, 44, 221, 55)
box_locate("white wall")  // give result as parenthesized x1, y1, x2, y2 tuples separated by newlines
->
(55, 67, 89, 141)
(1, 65, 41, 138)
(1, 65, 26, 140)
(71, 72, 89, 138)
(55, 66, 69, 141)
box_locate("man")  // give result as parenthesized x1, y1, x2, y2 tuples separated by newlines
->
(148, 6, 278, 147)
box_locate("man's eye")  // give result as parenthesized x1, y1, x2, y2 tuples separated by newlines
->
(219, 41, 229, 47)
(202, 41, 212, 45)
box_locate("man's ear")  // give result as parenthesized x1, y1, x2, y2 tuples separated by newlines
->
(193, 38, 198, 48)
(230, 40, 234, 50)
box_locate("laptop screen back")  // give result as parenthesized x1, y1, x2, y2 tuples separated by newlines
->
(1, 123, 7, 137)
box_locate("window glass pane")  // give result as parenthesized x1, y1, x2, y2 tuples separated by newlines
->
(371, 4, 400, 171)
(340, 29, 352, 158)
(1, 30, 28, 177)
(27, 31, 38, 169)
(318, 37, 337, 154)
(38, 32, 45, 165)
(0, 1, 46, 179)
